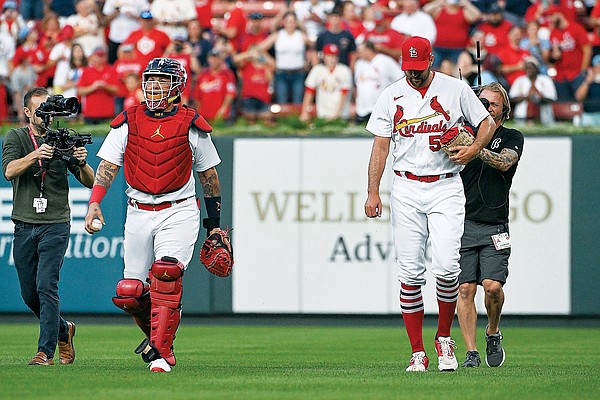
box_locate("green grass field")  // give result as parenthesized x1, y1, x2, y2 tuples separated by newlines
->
(1, 323, 599, 400)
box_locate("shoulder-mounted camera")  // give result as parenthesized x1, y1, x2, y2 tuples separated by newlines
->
(34, 95, 92, 170)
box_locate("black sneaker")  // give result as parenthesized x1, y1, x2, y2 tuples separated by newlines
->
(461, 350, 481, 368)
(485, 328, 505, 367)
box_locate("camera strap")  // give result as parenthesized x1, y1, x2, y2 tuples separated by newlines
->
(28, 126, 46, 197)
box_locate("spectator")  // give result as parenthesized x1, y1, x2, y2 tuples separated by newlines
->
(340, 0, 363, 38)
(260, 10, 311, 104)
(589, 2, 600, 57)
(509, 56, 556, 125)
(102, 0, 149, 64)
(187, 19, 212, 68)
(525, 0, 579, 27)
(194, 0, 214, 32)
(423, 0, 481, 68)
(477, 3, 513, 57)
(213, 0, 246, 52)
(359, 6, 405, 61)
(353, 40, 404, 123)
(300, 43, 353, 122)
(0, 1, 26, 41)
(233, 45, 275, 125)
(496, 25, 529, 87)
(38, 12, 62, 50)
(10, 27, 39, 120)
(548, 6, 591, 101)
(113, 43, 146, 114)
(239, 12, 268, 53)
(122, 72, 144, 109)
(77, 47, 120, 124)
(457, 29, 489, 87)
(192, 48, 237, 122)
(65, 0, 105, 57)
(150, 0, 197, 41)
(315, 9, 357, 67)
(53, 42, 87, 99)
(294, 0, 333, 43)
(48, 25, 76, 90)
(519, 20, 551, 74)
(0, 27, 15, 85)
(163, 35, 201, 105)
(575, 55, 600, 126)
(122, 11, 171, 66)
(389, 0, 437, 45)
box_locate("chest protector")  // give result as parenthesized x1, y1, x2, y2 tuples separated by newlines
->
(120, 105, 199, 195)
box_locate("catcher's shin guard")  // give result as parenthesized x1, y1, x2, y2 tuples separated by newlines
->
(112, 279, 151, 337)
(149, 256, 184, 366)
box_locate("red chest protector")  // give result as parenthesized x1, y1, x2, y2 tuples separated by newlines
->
(113, 104, 211, 195)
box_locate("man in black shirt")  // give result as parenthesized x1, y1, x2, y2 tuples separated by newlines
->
(456, 82, 524, 368)
(2, 87, 95, 365)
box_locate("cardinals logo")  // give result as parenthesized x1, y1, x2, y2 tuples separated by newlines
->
(430, 96, 450, 120)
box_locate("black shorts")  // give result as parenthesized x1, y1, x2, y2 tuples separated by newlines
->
(458, 220, 510, 285)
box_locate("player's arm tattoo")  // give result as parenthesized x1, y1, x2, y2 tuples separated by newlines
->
(94, 160, 120, 190)
(478, 148, 518, 172)
(199, 167, 221, 197)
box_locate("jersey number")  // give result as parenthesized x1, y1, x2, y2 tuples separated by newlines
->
(429, 135, 442, 152)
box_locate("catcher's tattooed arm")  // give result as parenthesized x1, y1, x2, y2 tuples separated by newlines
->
(199, 166, 220, 197)
(85, 160, 120, 234)
(94, 160, 121, 190)
(478, 148, 519, 172)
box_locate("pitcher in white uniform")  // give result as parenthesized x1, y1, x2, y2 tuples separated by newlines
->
(364, 36, 495, 372)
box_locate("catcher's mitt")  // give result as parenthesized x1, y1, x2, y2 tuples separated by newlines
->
(440, 126, 475, 155)
(200, 228, 234, 277)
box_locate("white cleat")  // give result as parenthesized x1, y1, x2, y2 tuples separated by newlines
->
(149, 358, 172, 373)
(435, 336, 458, 372)
(405, 351, 429, 372)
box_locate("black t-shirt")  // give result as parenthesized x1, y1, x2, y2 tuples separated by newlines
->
(460, 124, 524, 224)
(315, 30, 356, 66)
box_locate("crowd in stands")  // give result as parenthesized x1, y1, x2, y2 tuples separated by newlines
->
(2, 0, 600, 127)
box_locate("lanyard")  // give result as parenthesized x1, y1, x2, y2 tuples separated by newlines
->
(28, 126, 46, 196)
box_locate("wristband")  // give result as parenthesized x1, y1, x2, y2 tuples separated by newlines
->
(204, 196, 221, 218)
(89, 185, 107, 204)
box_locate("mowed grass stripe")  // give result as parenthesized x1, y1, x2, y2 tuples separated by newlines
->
(0, 324, 598, 400)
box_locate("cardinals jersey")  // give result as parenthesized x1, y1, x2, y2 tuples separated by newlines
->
(366, 72, 488, 175)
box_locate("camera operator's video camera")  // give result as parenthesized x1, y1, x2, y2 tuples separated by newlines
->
(34, 95, 92, 171)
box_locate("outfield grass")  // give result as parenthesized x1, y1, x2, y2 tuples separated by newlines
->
(1, 323, 598, 400)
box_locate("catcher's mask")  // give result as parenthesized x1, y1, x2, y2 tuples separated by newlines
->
(142, 58, 187, 111)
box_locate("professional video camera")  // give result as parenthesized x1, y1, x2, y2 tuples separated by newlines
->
(34, 95, 92, 168)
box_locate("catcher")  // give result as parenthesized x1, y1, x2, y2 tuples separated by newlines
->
(84, 58, 233, 373)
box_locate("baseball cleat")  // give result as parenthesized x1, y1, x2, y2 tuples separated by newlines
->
(149, 358, 172, 373)
(485, 327, 505, 367)
(435, 336, 458, 371)
(461, 350, 481, 368)
(405, 351, 429, 372)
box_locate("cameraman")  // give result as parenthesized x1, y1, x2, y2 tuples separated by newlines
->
(1, 87, 94, 366)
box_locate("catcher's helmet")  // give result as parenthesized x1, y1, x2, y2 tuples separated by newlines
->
(142, 58, 187, 111)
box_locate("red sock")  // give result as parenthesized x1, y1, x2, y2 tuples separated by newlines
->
(400, 283, 424, 353)
(436, 278, 458, 338)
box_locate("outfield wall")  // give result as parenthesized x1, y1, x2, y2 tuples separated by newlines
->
(0, 136, 598, 315)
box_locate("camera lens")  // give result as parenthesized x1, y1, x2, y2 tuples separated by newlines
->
(58, 97, 80, 114)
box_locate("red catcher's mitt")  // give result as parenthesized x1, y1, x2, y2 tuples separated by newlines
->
(200, 228, 234, 277)
(440, 125, 475, 155)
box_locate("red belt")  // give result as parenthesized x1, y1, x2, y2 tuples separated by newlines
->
(128, 197, 192, 211)
(395, 171, 454, 183)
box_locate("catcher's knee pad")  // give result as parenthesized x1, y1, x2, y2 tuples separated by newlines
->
(112, 279, 151, 337)
(149, 256, 184, 366)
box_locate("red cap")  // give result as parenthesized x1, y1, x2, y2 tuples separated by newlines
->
(401, 36, 432, 71)
(323, 44, 339, 56)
